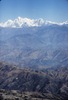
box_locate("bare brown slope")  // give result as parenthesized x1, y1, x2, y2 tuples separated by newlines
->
(0, 62, 68, 100)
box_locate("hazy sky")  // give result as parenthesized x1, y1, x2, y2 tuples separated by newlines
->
(0, 0, 68, 22)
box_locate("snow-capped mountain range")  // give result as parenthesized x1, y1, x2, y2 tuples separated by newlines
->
(0, 17, 68, 28)
(0, 19, 68, 68)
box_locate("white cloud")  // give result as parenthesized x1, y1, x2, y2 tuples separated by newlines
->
(0, 17, 68, 28)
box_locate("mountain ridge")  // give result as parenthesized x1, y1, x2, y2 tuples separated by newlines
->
(0, 62, 68, 100)
(0, 17, 68, 28)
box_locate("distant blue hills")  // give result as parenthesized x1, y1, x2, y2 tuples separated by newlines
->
(0, 24, 68, 69)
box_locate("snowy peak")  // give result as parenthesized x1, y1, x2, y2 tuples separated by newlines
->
(0, 17, 68, 28)
(0, 17, 45, 28)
